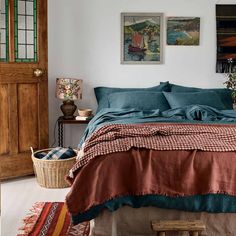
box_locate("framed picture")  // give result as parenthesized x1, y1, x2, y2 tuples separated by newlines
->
(121, 13, 164, 64)
(216, 5, 236, 73)
(167, 17, 200, 46)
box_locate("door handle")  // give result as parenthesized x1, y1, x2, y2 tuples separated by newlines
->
(33, 68, 44, 77)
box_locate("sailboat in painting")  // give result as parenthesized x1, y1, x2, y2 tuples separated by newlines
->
(122, 13, 163, 63)
(128, 32, 147, 53)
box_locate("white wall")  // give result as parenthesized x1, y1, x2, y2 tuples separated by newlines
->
(48, 0, 236, 147)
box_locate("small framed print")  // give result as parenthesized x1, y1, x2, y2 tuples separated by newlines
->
(167, 17, 200, 46)
(121, 13, 164, 64)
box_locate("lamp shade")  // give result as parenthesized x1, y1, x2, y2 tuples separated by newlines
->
(56, 78, 83, 100)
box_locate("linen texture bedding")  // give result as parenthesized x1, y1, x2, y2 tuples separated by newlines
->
(161, 82, 233, 109)
(66, 106, 236, 228)
(94, 82, 170, 112)
(163, 91, 226, 110)
(108, 91, 170, 111)
(78, 105, 236, 146)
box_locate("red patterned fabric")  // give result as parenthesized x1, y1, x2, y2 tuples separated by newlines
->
(69, 123, 236, 179)
(17, 202, 90, 236)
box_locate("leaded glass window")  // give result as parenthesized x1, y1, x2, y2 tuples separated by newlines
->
(0, 0, 38, 63)
(0, 0, 9, 62)
(14, 0, 37, 62)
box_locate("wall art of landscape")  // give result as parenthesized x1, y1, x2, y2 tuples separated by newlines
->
(167, 17, 200, 46)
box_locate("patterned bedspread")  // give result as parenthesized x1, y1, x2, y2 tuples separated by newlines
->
(68, 123, 236, 179)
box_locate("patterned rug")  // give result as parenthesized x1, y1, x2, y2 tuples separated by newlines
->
(17, 202, 90, 236)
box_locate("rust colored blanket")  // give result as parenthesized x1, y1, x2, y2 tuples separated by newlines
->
(66, 123, 236, 224)
(69, 123, 236, 178)
(66, 149, 236, 216)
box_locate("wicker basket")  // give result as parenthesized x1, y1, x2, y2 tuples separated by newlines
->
(32, 148, 77, 188)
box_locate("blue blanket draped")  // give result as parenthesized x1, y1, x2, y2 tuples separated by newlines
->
(80, 105, 236, 146)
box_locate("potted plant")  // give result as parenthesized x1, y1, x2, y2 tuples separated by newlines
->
(224, 72, 236, 109)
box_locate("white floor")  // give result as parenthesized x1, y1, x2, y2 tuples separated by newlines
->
(1, 176, 70, 236)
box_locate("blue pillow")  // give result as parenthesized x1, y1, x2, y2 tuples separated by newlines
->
(163, 91, 227, 110)
(169, 83, 233, 109)
(94, 82, 170, 112)
(108, 91, 170, 111)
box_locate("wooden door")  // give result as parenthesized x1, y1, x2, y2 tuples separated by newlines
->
(0, 0, 48, 180)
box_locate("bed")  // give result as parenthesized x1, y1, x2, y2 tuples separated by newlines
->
(66, 82, 236, 236)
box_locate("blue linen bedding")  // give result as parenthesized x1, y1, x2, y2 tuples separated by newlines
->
(94, 82, 170, 112)
(161, 82, 233, 109)
(79, 105, 236, 146)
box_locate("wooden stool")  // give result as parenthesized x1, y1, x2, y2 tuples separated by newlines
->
(151, 220, 206, 236)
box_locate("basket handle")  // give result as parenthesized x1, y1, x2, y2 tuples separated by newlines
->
(30, 147, 34, 154)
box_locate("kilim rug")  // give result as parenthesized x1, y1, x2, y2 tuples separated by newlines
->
(17, 202, 90, 236)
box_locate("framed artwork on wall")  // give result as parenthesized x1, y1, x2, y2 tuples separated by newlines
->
(121, 13, 164, 64)
(167, 17, 200, 46)
(216, 5, 236, 73)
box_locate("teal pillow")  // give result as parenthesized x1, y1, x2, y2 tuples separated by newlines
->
(108, 91, 170, 111)
(163, 91, 227, 110)
(94, 82, 170, 112)
(169, 83, 233, 109)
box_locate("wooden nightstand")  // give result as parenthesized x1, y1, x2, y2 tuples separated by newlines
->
(57, 116, 91, 147)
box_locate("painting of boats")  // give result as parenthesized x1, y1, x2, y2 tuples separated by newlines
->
(121, 13, 163, 64)
(129, 32, 147, 53)
(167, 17, 200, 46)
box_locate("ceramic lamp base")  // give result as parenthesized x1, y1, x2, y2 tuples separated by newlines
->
(60, 100, 77, 119)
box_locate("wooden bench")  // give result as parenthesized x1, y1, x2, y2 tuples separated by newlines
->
(151, 220, 206, 236)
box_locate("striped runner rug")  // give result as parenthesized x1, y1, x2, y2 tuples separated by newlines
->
(17, 202, 90, 236)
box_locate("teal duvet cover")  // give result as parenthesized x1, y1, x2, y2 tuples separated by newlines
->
(80, 105, 236, 146)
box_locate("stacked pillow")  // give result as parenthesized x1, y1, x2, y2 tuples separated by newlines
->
(94, 82, 233, 112)
(163, 91, 226, 110)
(108, 91, 170, 111)
(168, 83, 233, 109)
(94, 82, 170, 112)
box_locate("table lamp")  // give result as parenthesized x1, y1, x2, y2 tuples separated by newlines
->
(56, 78, 83, 119)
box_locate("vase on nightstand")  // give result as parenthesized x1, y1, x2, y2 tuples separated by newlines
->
(233, 103, 236, 110)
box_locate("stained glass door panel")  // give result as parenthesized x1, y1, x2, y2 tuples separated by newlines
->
(0, 0, 9, 61)
(15, 0, 37, 62)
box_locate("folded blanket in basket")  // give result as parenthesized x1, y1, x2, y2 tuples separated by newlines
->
(39, 147, 76, 160)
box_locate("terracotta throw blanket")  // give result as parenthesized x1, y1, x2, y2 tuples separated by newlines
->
(69, 123, 236, 179)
